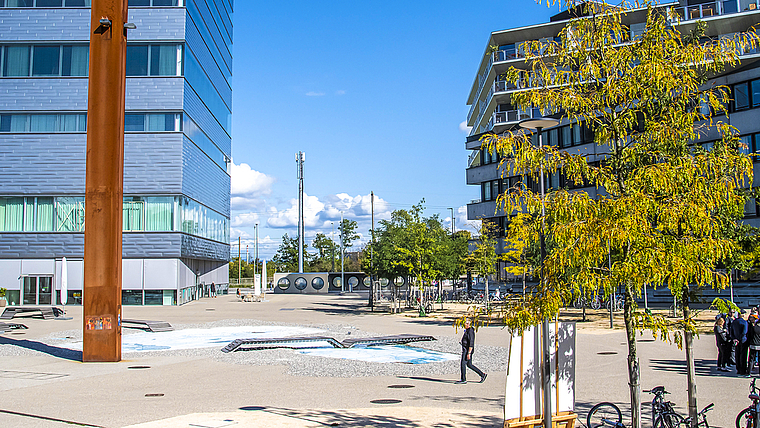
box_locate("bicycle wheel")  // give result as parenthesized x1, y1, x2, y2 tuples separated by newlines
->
(736, 408, 758, 428)
(591, 298, 602, 310)
(655, 412, 685, 428)
(588, 402, 622, 428)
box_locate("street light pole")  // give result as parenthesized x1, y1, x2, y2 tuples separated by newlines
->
(341, 211, 345, 293)
(520, 117, 558, 428)
(449, 207, 455, 234)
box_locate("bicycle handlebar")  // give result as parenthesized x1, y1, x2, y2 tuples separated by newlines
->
(699, 403, 714, 415)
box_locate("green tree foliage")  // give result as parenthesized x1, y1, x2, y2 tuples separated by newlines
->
(338, 219, 360, 251)
(366, 201, 470, 313)
(272, 233, 312, 272)
(311, 232, 339, 272)
(488, 1, 755, 426)
(467, 220, 502, 310)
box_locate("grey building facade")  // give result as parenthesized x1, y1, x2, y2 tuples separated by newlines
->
(0, 0, 232, 306)
(465, 0, 760, 304)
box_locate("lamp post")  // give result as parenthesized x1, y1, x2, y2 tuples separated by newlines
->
(340, 211, 345, 293)
(519, 117, 558, 428)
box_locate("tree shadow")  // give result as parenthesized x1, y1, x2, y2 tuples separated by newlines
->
(396, 375, 459, 384)
(0, 336, 81, 361)
(238, 406, 417, 427)
(406, 395, 504, 409)
(649, 358, 717, 376)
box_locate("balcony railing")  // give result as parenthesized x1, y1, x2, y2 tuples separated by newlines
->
(673, 0, 756, 21)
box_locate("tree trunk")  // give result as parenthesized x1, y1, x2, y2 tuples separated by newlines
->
(623, 282, 641, 428)
(682, 290, 698, 427)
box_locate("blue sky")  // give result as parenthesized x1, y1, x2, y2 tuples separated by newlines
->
(229, 1, 559, 260)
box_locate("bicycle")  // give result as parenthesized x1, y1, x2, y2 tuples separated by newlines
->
(654, 403, 714, 428)
(736, 377, 760, 428)
(645, 386, 683, 428)
(587, 402, 623, 428)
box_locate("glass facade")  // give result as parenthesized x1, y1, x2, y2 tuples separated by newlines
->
(0, 195, 229, 243)
(0, 0, 185, 7)
(0, 113, 86, 132)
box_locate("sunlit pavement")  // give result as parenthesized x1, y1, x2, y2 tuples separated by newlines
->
(0, 292, 751, 428)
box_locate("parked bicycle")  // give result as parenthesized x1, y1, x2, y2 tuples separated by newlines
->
(587, 402, 623, 428)
(645, 386, 682, 428)
(736, 377, 760, 428)
(587, 387, 700, 428)
(654, 403, 714, 428)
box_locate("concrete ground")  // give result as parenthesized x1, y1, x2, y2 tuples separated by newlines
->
(0, 292, 752, 428)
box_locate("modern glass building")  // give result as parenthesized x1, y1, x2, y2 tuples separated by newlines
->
(0, 0, 232, 305)
(465, 0, 760, 304)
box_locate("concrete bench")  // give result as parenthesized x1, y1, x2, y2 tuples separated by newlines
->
(0, 322, 28, 333)
(241, 293, 263, 302)
(121, 319, 174, 332)
(0, 306, 63, 320)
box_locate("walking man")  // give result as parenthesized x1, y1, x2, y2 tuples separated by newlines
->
(456, 317, 487, 384)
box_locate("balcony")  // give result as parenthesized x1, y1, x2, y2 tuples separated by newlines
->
(674, 1, 757, 21)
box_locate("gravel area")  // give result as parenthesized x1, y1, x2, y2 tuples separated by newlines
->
(0, 318, 509, 378)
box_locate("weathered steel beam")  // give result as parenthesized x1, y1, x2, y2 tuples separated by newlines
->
(83, 0, 129, 362)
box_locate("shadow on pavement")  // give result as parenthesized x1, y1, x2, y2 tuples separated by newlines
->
(407, 395, 504, 409)
(649, 358, 715, 376)
(0, 336, 82, 361)
(396, 375, 459, 384)
(239, 406, 421, 427)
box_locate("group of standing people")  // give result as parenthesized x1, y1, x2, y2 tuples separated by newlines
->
(715, 308, 760, 376)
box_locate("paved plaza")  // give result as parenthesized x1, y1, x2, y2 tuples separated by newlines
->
(0, 293, 752, 427)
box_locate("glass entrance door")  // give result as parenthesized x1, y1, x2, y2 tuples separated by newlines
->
(38, 277, 52, 304)
(23, 277, 37, 305)
(22, 276, 53, 305)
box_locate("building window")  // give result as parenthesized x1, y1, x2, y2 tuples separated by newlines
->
(124, 113, 182, 132)
(128, 0, 180, 5)
(1, 45, 88, 77)
(127, 44, 182, 76)
(0, 0, 181, 6)
(0, 113, 87, 133)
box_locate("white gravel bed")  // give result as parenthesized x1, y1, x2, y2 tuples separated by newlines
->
(0, 318, 509, 378)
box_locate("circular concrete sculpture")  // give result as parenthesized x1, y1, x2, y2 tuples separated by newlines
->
(294, 277, 307, 290)
(278, 277, 290, 290)
(312, 277, 324, 290)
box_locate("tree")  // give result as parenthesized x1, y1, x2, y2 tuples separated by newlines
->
(311, 233, 338, 272)
(467, 220, 501, 310)
(488, 2, 754, 427)
(272, 233, 311, 273)
(338, 219, 359, 251)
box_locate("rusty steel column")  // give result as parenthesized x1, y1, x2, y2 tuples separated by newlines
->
(83, 0, 129, 362)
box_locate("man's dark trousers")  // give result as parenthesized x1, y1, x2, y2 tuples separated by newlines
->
(460, 347, 485, 382)
(738, 341, 751, 375)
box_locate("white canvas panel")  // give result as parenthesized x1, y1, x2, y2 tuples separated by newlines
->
(0, 260, 21, 290)
(21, 259, 55, 275)
(504, 323, 576, 422)
(56, 259, 83, 291)
(122, 259, 144, 290)
(143, 259, 178, 290)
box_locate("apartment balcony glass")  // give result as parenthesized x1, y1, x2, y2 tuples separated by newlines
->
(674, 1, 754, 21)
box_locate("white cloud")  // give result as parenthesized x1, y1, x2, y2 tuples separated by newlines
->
(264, 192, 393, 250)
(457, 205, 480, 232)
(230, 161, 275, 212)
(231, 212, 260, 228)
(306, 91, 325, 96)
(335, 90, 346, 96)
(231, 162, 275, 197)
(459, 121, 472, 134)
(267, 193, 326, 228)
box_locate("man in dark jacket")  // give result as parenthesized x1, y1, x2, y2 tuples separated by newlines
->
(732, 309, 750, 376)
(456, 318, 487, 384)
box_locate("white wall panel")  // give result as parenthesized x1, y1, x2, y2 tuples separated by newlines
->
(22, 259, 55, 275)
(0, 260, 21, 290)
(144, 259, 178, 290)
(122, 259, 144, 290)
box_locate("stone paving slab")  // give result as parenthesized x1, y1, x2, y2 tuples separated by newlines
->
(123, 407, 503, 428)
(0, 293, 753, 428)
